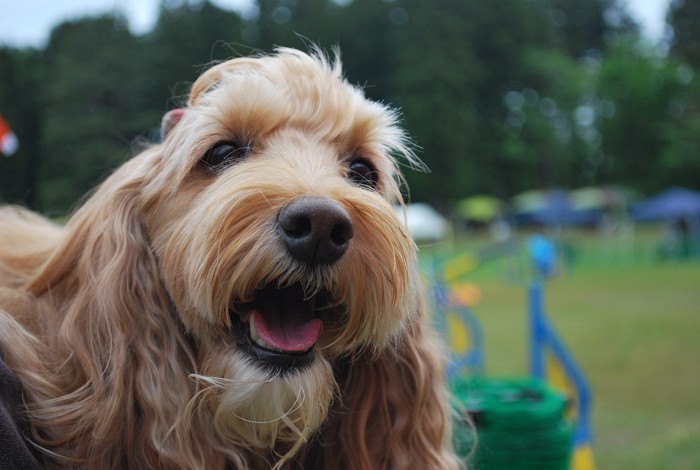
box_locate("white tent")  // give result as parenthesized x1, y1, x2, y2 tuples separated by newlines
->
(396, 203, 450, 242)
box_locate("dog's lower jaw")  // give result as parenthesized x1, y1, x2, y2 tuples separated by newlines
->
(207, 351, 335, 467)
(237, 331, 318, 374)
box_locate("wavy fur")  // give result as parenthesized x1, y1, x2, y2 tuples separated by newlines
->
(0, 48, 460, 469)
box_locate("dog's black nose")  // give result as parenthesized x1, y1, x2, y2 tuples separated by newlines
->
(278, 197, 354, 266)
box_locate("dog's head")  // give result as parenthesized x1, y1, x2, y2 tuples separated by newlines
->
(22, 48, 456, 469)
(139, 48, 423, 453)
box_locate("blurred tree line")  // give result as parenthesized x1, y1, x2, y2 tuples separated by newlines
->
(0, 0, 699, 214)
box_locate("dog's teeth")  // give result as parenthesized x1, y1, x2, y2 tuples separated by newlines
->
(249, 314, 260, 341)
(249, 314, 275, 350)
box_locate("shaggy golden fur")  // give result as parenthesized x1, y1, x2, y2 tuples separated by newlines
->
(0, 48, 460, 469)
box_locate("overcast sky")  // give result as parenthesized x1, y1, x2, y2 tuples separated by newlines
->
(0, 0, 671, 49)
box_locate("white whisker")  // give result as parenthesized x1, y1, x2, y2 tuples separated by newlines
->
(227, 385, 306, 425)
(189, 373, 274, 387)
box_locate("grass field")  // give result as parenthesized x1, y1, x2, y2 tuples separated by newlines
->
(424, 227, 700, 470)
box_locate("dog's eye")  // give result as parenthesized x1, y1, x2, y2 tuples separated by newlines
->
(347, 159, 378, 190)
(201, 141, 249, 169)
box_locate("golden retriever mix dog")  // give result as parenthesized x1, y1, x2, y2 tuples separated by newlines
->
(0, 48, 459, 470)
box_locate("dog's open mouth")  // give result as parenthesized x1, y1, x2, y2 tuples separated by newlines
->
(231, 282, 327, 371)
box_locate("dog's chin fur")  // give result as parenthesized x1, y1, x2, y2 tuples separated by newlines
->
(193, 351, 336, 467)
(0, 48, 460, 469)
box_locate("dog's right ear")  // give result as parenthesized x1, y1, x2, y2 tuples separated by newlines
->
(306, 318, 460, 469)
(160, 108, 186, 141)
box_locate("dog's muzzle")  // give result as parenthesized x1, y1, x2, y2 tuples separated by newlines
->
(229, 197, 352, 372)
(278, 196, 353, 267)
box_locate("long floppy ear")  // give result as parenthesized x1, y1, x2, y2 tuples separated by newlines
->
(306, 311, 461, 470)
(24, 160, 199, 468)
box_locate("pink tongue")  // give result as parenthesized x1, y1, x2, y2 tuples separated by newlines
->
(252, 310, 322, 352)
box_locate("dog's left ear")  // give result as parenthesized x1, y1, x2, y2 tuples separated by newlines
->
(160, 108, 186, 141)
(25, 162, 199, 465)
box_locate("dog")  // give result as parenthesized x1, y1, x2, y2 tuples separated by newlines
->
(0, 48, 460, 469)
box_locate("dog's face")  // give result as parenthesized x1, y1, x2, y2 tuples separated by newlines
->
(134, 49, 422, 450)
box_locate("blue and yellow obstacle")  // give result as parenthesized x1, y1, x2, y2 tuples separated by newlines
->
(432, 276, 485, 377)
(429, 247, 485, 376)
(529, 281, 597, 470)
(432, 235, 596, 470)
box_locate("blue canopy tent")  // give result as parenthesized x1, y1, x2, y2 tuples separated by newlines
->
(630, 187, 700, 221)
(513, 189, 599, 227)
(631, 187, 700, 259)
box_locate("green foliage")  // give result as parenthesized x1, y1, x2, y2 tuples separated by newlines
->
(663, 0, 700, 189)
(595, 39, 693, 193)
(39, 16, 154, 212)
(659, 76, 700, 188)
(668, 0, 700, 67)
(0, 0, 698, 213)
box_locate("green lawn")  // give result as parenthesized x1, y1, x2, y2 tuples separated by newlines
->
(425, 228, 700, 470)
